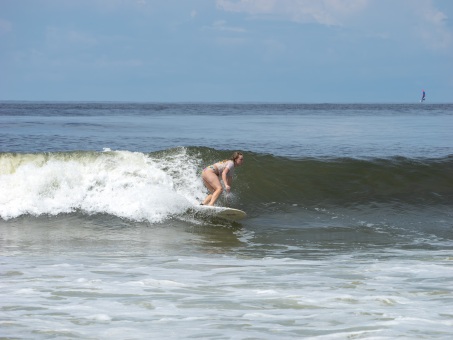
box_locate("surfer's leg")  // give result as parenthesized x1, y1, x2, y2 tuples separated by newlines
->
(201, 183, 213, 205)
(202, 194, 212, 205)
(202, 170, 223, 206)
(209, 186, 223, 206)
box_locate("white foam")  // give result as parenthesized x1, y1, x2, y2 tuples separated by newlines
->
(0, 148, 205, 222)
(86, 314, 111, 322)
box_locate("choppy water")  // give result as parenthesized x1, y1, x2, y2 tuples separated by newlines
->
(1, 102, 452, 339)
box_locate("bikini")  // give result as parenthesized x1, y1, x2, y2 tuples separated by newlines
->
(202, 160, 234, 177)
(203, 165, 219, 175)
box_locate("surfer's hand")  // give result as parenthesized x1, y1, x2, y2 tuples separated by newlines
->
(225, 185, 231, 193)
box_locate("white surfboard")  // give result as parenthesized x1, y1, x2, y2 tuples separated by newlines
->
(198, 205, 247, 221)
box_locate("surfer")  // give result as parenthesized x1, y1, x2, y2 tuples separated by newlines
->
(201, 151, 244, 206)
(421, 90, 426, 102)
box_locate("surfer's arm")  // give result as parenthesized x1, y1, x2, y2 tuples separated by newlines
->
(222, 168, 232, 192)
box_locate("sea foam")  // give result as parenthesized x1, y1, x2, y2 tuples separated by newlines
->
(0, 148, 204, 222)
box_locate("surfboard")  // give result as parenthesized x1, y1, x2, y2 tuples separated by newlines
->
(197, 205, 247, 221)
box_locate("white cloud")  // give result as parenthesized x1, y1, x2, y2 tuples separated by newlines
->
(409, 0, 452, 50)
(216, 0, 453, 50)
(216, 0, 369, 26)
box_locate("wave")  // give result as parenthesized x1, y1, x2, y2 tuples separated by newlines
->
(240, 153, 453, 207)
(0, 148, 204, 221)
(1, 147, 452, 221)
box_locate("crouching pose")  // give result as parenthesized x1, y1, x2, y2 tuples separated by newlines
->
(201, 151, 244, 206)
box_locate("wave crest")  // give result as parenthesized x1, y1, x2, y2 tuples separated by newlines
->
(1, 148, 451, 221)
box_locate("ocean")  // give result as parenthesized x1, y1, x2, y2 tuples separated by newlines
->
(1, 102, 452, 339)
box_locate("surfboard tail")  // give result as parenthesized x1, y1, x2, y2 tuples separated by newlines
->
(197, 205, 247, 221)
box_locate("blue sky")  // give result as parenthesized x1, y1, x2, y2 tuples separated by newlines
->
(1, 0, 452, 102)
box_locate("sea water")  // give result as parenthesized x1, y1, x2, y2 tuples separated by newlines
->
(1, 102, 452, 339)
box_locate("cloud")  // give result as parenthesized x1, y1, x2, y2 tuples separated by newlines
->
(409, 0, 452, 50)
(216, 0, 369, 26)
(216, 0, 453, 50)
(203, 20, 247, 33)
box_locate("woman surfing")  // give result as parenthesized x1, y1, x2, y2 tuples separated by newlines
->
(201, 152, 244, 206)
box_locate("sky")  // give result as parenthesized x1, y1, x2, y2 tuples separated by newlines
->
(1, 0, 452, 103)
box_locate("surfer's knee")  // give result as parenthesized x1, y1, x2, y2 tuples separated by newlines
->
(214, 186, 223, 195)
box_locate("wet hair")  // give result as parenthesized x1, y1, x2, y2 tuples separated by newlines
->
(230, 151, 243, 162)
